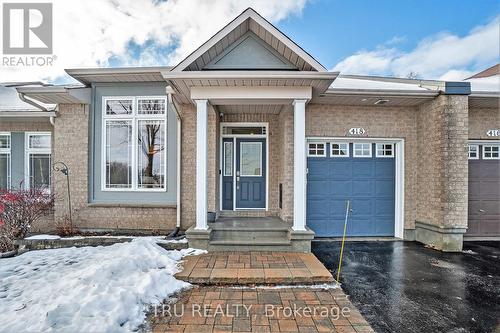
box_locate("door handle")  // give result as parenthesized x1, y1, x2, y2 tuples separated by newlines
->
(478, 209, 485, 213)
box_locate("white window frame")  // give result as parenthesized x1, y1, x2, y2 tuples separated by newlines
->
(307, 142, 326, 157)
(0, 132, 11, 190)
(101, 96, 168, 192)
(223, 141, 233, 176)
(468, 144, 479, 160)
(24, 132, 52, 191)
(353, 142, 372, 158)
(376, 143, 394, 158)
(239, 142, 263, 177)
(482, 144, 500, 160)
(330, 142, 349, 158)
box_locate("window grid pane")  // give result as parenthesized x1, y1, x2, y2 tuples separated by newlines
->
(0, 135, 10, 149)
(137, 120, 166, 189)
(29, 153, 51, 189)
(331, 143, 348, 157)
(224, 142, 233, 176)
(483, 145, 500, 159)
(308, 143, 325, 156)
(0, 153, 9, 190)
(376, 143, 394, 157)
(354, 143, 371, 157)
(105, 121, 133, 188)
(106, 99, 133, 115)
(468, 145, 478, 159)
(29, 134, 51, 149)
(137, 99, 166, 115)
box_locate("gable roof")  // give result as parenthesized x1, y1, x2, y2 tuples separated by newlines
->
(467, 64, 499, 79)
(172, 7, 326, 72)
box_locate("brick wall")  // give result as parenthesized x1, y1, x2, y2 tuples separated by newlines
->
(52, 103, 176, 232)
(469, 107, 500, 139)
(305, 104, 418, 230)
(417, 95, 469, 228)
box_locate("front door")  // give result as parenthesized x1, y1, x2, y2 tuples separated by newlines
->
(235, 138, 266, 209)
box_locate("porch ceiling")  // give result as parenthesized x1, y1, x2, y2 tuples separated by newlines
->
(217, 104, 283, 114)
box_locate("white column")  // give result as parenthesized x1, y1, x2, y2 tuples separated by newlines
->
(195, 99, 208, 230)
(293, 99, 307, 231)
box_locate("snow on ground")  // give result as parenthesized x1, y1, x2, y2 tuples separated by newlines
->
(24, 235, 62, 240)
(0, 238, 203, 332)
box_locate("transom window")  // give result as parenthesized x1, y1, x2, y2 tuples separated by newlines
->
(308, 143, 326, 157)
(483, 145, 500, 159)
(102, 97, 167, 191)
(353, 143, 372, 158)
(25, 133, 51, 191)
(0, 133, 11, 190)
(468, 144, 479, 160)
(331, 143, 349, 157)
(376, 143, 394, 157)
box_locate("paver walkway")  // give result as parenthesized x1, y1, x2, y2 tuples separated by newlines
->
(174, 252, 333, 285)
(150, 286, 374, 333)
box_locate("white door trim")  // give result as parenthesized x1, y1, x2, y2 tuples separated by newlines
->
(306, 137, 405, 239)
(219, 122, 269, 211)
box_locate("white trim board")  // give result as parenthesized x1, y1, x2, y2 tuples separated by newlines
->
(306, 137, 405, 239)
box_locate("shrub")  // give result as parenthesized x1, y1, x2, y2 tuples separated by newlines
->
(0, 188, 54, 252)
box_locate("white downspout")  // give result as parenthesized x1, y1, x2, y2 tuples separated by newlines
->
(167, 88, 181, 230)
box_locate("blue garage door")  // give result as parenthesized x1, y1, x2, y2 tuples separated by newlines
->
(307, 142, 395, 237)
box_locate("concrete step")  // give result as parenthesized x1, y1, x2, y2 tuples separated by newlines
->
(208, 242, 294, 252)
(210, 229, 289, 241)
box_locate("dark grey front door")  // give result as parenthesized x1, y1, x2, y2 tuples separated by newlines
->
(235, 138, 266, 209)
(467, 144, 500, 237)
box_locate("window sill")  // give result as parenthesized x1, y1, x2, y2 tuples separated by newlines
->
(87, 203, 176, 209)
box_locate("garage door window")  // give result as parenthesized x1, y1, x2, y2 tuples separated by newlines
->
(483, 145, 500, 159)
(468, 144, 479, 160)
(353, 143, 371, 158)
(331, 143, 349, 157)
(376, 143, 394, 158)
(308, 143, 326, 157)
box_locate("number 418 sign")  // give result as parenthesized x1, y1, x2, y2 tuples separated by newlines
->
(486, 129, 499, 137)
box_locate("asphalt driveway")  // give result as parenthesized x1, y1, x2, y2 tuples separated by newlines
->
(312, 240, 500, 333)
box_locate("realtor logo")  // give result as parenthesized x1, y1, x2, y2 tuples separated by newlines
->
(2, 3, 53, 54)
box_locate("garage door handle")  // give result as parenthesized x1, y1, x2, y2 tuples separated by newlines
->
(478, 209, 485, 213)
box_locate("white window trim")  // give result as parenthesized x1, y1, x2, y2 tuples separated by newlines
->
(239, 142, 263, 177)
(223, 141, 233, 176)
(307, 142, 326, 157)
(468, 144, 479, 160)
(353, 142, 372, 158)
(482, 144, 500, 160)
(24, 132, 52, 190)
(375, 143, 394, 158)
(0, 132, 11, 190)
(101, 96, 168, 192)
(330, 142, 349, 158)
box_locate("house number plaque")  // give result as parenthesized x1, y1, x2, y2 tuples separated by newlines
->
(486, 129, 499, 137)
(348, 127, 366, 136)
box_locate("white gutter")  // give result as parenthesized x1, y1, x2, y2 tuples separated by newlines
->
(18, 92, 48, 111)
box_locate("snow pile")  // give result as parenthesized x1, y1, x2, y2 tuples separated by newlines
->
(25, 235, 62, 240)
(0, 238, 203, 332)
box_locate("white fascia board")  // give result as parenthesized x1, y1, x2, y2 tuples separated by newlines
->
(163, 71, 338, 80)
(0, 111, 57, 117)
(323, 88, 439, 97)
(191, 86, 312, 101)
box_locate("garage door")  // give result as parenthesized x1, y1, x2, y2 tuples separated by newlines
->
(307, 142, 395, 237)
(466, 143, 500, 237)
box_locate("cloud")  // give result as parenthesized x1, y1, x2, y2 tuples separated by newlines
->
(0, 0, 307, 83)
(333, 16, 499, 80)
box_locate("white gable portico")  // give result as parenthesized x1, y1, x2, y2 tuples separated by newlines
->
(164, 8, 338, 251)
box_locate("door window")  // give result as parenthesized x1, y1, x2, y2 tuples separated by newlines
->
(240, 142, 262, 176)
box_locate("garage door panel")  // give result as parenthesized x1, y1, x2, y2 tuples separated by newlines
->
(467, 145, 500, 237)
(375, 179, 395, 196)
(307, 141, 396, 237)
(352, 181, 373, 196)
(375, 160, 395, 177)
(332, 180, 352, 196)
(352, 161, 373, 177)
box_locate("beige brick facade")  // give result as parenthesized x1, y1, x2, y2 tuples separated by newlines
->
(468, 107, 500, 139)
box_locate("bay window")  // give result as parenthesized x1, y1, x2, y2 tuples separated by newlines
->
(102, 97, 167, 191)
(25, 133, 51, 190)
(0, 133, 11, 190)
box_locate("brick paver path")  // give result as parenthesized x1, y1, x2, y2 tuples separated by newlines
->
(150, 286, 374, 333)
(174, 252, 333, 285)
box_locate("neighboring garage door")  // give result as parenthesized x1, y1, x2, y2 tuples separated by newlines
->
(466, 143, 500, 237)
(307, 142, 396, 237)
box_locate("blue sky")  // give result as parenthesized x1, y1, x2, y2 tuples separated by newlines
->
(0, 0, 498, 87)
(278, 0, 499, 70)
